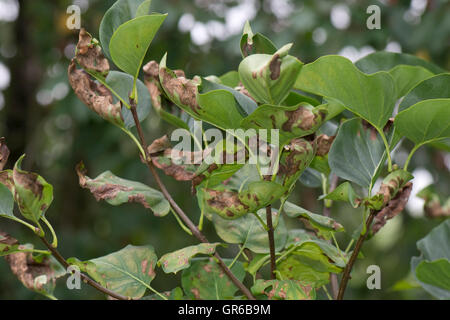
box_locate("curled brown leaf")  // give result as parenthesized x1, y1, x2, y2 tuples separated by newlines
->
(315, 134, 335, 157)
(0, 137, 10, 171)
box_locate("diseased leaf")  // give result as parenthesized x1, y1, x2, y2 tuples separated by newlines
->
(417, 185, 450, 219)
(69, 245, 157, 299)
(158, 243, 221, 274)
(399, 74, 450, 112)
(240, 103, 327, 146)
(0, 232, 21, 257)
(76, 161, 169, 217)
(141, 287, 184, 300)
(99, 0, 153, 60)
(411, 220, 450, 299)
(5, 248, 65, 298)
(394, 99, 450, 147)
(109, 14, 167, 80)
(240, 21, 277, 57)
(371, 170, 414, 210)
(181, 258, 245, 300)
(283, 201, 344, 240)
(13, 155, 53, 224)
(295, 55, 396, 131)
(212, 208, 287, 254)
(251, 279, 315, 300)
(151, 149, 199, 181)
(239, 44, 303, 105)
(0, 137, 10, 171)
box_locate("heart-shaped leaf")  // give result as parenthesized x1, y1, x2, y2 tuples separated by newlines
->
(76, 162, 169, 217)
(99, 0, 152, 60)
(295, 55, 396, 131)
(158, 243, 221, 274)
(110, 14, 167, 80)
(239, 44, 303, 105)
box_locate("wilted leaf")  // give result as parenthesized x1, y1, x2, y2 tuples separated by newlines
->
(181, 258, 245, 300)
(251, 279, 315, 300)
(295, 55, 396, 131)
(239, 44, 303, 105)
(76, 161, 169, 217)
(69, 245, 158, 299)
(158, 243, 221, 274)
(417, 185, 450, 219)
(212, 208, 287, 254)
(12, 155, 53, 224)
(5, 248, 65, 298)
(371, 170, 414, 210)
(283, 201, 344, 239)
(0, 137, 10, 171)
(151, 149, 199, 181)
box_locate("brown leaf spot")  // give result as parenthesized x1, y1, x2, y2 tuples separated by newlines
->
(141, 259, 148, 274)
(315, 134, 336, 157)
(148, 135, 171, 155)
(13, 168, 44, 199)
(269, 54, 281, 80)
(206, 189, 248, 214)
(160, 68, 200, 114)
(75, 29, 109, 75)
(282, 106, 317, 132)
(0, 137, 10, 171)
(190, 288, 201, 300)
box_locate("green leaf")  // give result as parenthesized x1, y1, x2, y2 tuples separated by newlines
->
(354, 51, 446, 75)
(283, 201, 344, 240)
(251, 279, 315, 300)
(76, 162, 169, 217)
(240, 103, 327, 146)
(387, 65, 434, 99)
(181, 258, 245, 300)
(110, 14, 167, 80)
(0, 182, 14, 219)
(240, 21, 277, 57)
(394, 99, 450, 147)
(99, 0, 152, 60)
(416, 259, 450, 291)
(12, 155, 53, 224)
(219, 71, 240, 88)
(239, 44, 303, 105)
(200, 77, 257, 116)
(158, 243, 221, 274)
(106, 71, 151, 129)
(212, 208, 287, 254)
(70, 245, 158, 299)
(399, 73, 450, 112)
(141, 287, 184, 300)
(411, 220, 450, 299)
(319, 182, 360, 208)
(298, 168, 322, 188)
(328, 118, 388, 189)
(295, 55, 396, 131)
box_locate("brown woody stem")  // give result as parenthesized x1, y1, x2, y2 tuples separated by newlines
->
(39, 235, 129, 300)
(265, 204, 276, 279)
(337, 209, 377, 300)
(129, 101, 255, 300)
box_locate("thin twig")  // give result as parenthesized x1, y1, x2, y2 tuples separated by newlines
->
(39, 236, 129, 300)
(265, 204, 276, 279)
(129, 102, 255, 300)
(337, 210, 377, 300)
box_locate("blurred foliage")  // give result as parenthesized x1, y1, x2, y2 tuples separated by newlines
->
(0, 0, 448, 299)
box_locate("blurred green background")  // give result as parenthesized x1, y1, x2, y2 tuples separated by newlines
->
(0, 0, 449, 299)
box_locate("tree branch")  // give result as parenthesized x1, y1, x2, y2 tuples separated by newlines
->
(129, 102, 255, 300)
(337, 210, 376, 300)
(39, 235, 129, 300)
(265, 204, 276, 279)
